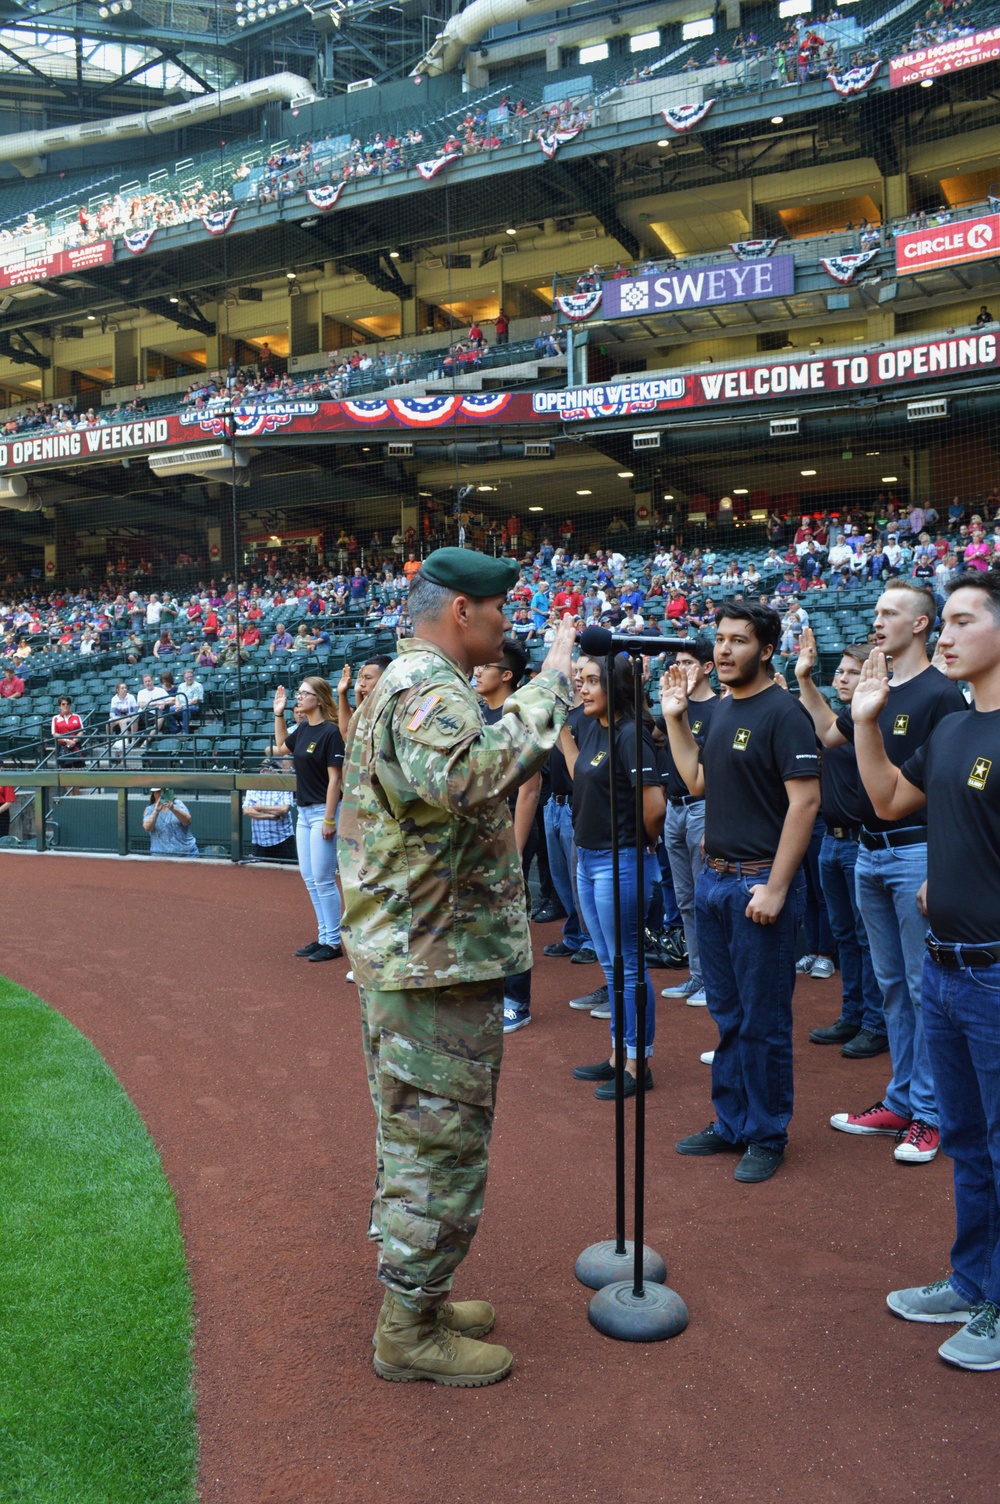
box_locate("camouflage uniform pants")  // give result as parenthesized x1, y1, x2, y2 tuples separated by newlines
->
(360, 979, 505, 1311)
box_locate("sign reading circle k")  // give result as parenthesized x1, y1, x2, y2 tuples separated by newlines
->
(895, 213, 1000, 274)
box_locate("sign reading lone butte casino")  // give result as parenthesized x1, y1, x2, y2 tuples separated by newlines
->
(602, 258, 794, 319)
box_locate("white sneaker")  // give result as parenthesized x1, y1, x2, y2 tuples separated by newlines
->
(700, 1050, 715, 1065)
(810, 957, 836, 979)
(685, 989, 707, 1007)
(345, 970, 355, 984)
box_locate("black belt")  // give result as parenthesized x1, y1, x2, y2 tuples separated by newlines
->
(551, 793, 572, 806)
(826, 823, 860, 841)
(925, 935, 1000, 969)
(859, 826, 926, 851)
(669, 794, 703, 808)
(705, 856, 772, 876)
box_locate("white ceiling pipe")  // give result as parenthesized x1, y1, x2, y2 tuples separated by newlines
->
(413, 0, 580, 76)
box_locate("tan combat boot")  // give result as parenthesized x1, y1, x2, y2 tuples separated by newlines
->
(373, 1294, 513, 1386)
(373, 1294, 495, 1347)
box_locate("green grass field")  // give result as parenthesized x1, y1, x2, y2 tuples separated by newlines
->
(0, 978, 197, 1503)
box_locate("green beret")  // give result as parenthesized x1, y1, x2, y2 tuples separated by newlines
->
(417, 547, 519, 598)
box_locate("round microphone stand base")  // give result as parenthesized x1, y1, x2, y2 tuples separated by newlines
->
(575, 1240, 667, 1292)
(587, 1280, 689, 1343)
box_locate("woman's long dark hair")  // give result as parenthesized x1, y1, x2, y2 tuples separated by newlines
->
(594, 654, 664, 745)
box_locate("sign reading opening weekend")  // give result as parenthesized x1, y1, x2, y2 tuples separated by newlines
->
(602, 258, 794, 319)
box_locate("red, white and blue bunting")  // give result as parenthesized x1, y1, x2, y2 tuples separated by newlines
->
(555, 288, 603, 321)
(306, 182, 346, 211)
(827, 61, 880, 97)
(201, 206, 238, 236)
(821, 249, 879, 284)
(123, 227, 156, 255)
(730, 239, 779, 261)
(416, 153, 460, 181)
(538, 126, 582, 159)
(660, 99, 715, 132)
(340, 394, 513, 426)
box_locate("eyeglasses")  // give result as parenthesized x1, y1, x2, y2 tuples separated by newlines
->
(477, 663, 505, 672)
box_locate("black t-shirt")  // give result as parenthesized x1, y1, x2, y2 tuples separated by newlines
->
(481, 701, 520, 812)
(835, 666, 967, 832)
(656, 696, 718, 799)
(548, 702, 585, 798)
(902, 707, 1000, 943)
(701, 684, 820, 862)
(286, 719, 345, 806)
(572, 714, 661, 850)
(821, 740, 864, 828)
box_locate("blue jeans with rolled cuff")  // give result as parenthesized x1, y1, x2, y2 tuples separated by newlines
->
(576, 846, 657, 1059)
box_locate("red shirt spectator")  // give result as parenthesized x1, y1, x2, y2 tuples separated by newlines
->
(242, 625, 261, 646)
(0, 669, 24, 697)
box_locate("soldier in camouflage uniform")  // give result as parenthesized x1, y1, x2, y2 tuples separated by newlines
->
(339, 547, 575, 1386)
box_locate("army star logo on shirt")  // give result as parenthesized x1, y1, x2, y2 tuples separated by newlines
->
(306, 740, 317, 754)
(590, 749, 608, 766)
(691, 719, 703, 735)
(892, 714, 910, 736)
(733, 728, 751, 751)
(968, 757, 992, 791)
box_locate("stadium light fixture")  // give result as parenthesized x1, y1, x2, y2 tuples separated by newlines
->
(920, 77, 933, 87)
(577, 489, 592, 495)
(771, 115, 784, 124)
(882, 475, 898, 482)
(529, 506, 544, 512)
(800, 469, 816, 476)
(617, 470, 633, 478)
(657, 139, 670, 147)
(388, 248, 400, 258)
(662, 493, 673, 500)
(733, 488, 749, 494)
(505, 224, 517, 236)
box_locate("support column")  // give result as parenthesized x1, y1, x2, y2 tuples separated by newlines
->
(113, 328, 138, 388)
(883, 173, 909, 222)
(910, 447, 933, 503)
(289, 292, 319, 357)
(867, 310, 896, 341)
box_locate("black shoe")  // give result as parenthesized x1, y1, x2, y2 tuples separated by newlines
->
(809, 1018, 861, 1045)
(676, 1124, 743, 1156)
(594, 1065, 653, 1100)
(543, 941, 574, 957)
(571, 947, 598, 965)
(295, 940, 322, 956)
(841, 1028, 890, 1059)
(572, 1059, 615, 1082)
(569, 985, 607, 1011)
(734, 1142, 784, 1183)
(308, 944, 343, 962)
(532, 904, 566, 924)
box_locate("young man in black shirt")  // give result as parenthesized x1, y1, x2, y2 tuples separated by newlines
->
(796, 634, 888, 1057)
(851, 573, 1000, 1371)
(664, 601, 820, 1182)
(477, 638, 540, 1033)
(800, 579, 967, 1163)
(543, 674, 597, 967)
(658, 639, 717, 1007)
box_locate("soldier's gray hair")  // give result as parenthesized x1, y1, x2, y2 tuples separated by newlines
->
(408, 574, 456, 623)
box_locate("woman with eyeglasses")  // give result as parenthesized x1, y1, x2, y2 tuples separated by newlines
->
(273, 676, 345, 961)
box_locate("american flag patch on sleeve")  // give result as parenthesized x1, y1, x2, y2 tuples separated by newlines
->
(407, 693, 441, 731)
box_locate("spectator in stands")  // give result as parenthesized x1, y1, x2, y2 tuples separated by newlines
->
(974, 305, 994, 327)
(108, 680, 138, 735)
(51, 695, 85, 769)
(495, 310, 509, 345)
(1, 666, 24, 698)
(177, 667, 203, 733)
(269, 622, 293, 654)
(0, 771, 16, 840)
(244, 757, 296, 862)
(143, 787, 199, 857)
(153, 629, 177, 659)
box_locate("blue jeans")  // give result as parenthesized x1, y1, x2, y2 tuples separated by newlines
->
(855, 842, 936, 1126)
(646, 839, 681, 931)
(818, 835, 885, 1035)
(296, 803, 341, 945)
(576, 846, 657, 1059)
(665, 800, 706, 985)
(802, 816, 835, 957)
(544, 799, 590, 951)
(922, 952, 1000, 1307)
(695, 864, 804, 1152)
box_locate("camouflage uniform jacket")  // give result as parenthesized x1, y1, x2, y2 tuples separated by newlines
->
(339, 638, 572, 989)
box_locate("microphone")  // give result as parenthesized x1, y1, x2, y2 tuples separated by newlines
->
(579, 624, 692, 658)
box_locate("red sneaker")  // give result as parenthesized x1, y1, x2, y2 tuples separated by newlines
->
(894, 1120, 941, 1163)
(830, 1101, 911, 1136)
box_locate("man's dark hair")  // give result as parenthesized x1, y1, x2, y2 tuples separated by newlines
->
(946, 569, 1000, 624)
(674, 636, 715, 666)
(714, 599, 781, 653)
(500, 637, 528, 689)
(363, 654, 393, 672)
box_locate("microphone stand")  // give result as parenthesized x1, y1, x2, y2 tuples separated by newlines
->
(575, 652, 689, 1342)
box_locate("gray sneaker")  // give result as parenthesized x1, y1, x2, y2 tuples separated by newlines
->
(810, 956, 836, 979)
(685, 989, 708, 1007)
(570, 985, 607, 1011)
(938, 1302, 1000, 1370)
(796, 954, 816, 974)
(886, 1277, 975, 1324)
(661, 976, 696, 998)
(591, 1001, 612, 1019)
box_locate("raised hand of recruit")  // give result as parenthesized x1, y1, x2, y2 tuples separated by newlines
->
(794, 625, 817, 680)
(851, 651, 891, 722)
(273, 684, 287, 716)
(540, 616, 576, 680)
(659, 662, 689, 719)
(338, 662, 352, 695)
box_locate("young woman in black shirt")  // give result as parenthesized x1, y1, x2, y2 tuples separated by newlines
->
(274, 675, 345, 961)
(567, 655, 666, 1097)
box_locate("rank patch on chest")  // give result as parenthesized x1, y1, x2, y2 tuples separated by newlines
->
(968, 757, 992, 791)
(733, 728, 751, 751)
(407, 693, 441, 731)
(306, 740, 317, 754)
(892, 714, 910, 736)
(590, 749, 608, 767)
(692, 720, 703, 735)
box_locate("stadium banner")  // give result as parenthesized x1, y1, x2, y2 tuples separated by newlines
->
(2, 336, 998, 473)
(730, 240, 779, 260)
(895, 213, 1000, 274)
(0, 239, 113, 289)
(889, 25, 1000, 87)
(602, 257, 794, 318)
(827, 61, 880, 96)
(661, 100, 715, 132)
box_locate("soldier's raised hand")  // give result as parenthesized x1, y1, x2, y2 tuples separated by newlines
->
(794, 625, 818, 681)
(541, 616, 576, 680)
(660, 662, 689, 719)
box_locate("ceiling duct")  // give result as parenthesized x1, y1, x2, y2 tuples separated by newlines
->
(0, 476, 40, 510)
(148, 444, 255, 486)
(413, 0, 578, 75)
